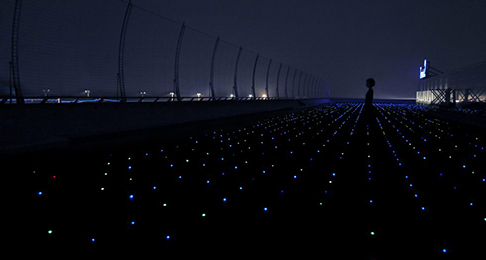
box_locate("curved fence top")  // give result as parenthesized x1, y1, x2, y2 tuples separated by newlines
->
(1, 0, 329, 103)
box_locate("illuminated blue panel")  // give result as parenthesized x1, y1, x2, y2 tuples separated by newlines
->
(419, 59, 427, 79)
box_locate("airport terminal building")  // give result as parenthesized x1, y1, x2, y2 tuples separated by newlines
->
(416, 59, 486, 106)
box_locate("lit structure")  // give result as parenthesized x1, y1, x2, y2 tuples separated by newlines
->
(417, 59, 486, 106)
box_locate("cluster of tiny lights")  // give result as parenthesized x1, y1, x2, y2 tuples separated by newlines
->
(27, 103, 486, 255)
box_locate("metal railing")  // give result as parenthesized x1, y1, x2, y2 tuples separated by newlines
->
(2, 0, 330, 104)
(416, 87, 486, 107)
(0, 95, 301, 105)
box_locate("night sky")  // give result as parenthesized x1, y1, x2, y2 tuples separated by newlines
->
(137, 0, 486, 99)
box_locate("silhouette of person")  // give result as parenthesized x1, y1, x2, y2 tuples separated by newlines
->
(365, 78, 375, 107)
(364, 78, 375, 122)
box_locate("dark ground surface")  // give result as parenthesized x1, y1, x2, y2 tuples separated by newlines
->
(7, 103, 486, 258)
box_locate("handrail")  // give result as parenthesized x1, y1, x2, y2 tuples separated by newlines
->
(0, 96, 310, 104)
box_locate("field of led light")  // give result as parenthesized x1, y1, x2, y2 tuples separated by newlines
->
(16, 103, 486, 257)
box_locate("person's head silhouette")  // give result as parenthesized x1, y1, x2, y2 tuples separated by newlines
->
(366, 78, 375, 88)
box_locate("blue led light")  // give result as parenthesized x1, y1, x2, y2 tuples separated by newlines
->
(129, 195, 134, 200)
(442, 249, 447, 253)
(38, 191, 43, 196)
(92, 238, 95, 242)
(153, 186, 157, 190)
(206, 180, 210, 184)
(421, 207, 425, 210)
(264, 207, 268, 212)
(294, 175, 297, 179)
(128, 166, 132, 170)
(223, 198, 227, 202)
(166, 235, 170, 240)
(131, 221, 135, 225)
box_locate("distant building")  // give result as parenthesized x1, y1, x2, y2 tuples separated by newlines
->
(416, 59, 486, 106)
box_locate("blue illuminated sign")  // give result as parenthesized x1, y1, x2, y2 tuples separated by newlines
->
(419, 59, 427, 79)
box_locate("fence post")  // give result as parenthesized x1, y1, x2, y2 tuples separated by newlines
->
(275, 63, 282, 99)
(309, 76, 316, 98)
(297, 71, 303, 98)
(265, 59, 272, 98)
(284, 67, 290, 99)
(233, 47, 242, 98)
(173, 22, 186, 102)
(302, 73, 310, 98)
(117, 0, 132, 103)
(251, 53, 259, 99)
(10, 0, 24, 104)
(209, 37, 219, 98)
(291, 69, 297, 99)
(327, 82, 331, 98)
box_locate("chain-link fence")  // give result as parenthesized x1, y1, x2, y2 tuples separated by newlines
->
(1, 0, 329, 104)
